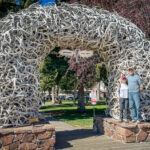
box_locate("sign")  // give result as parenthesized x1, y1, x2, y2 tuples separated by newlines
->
(91, 99, 97, 105)
(90, 89, 97, 105)
(79, 50, 93, 58)
(59, 49, 75, 57)
(29, 118, 39, 123)
(59, 49, 93, 58)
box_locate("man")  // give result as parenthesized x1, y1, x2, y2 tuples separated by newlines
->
(127, 68, 143, 123)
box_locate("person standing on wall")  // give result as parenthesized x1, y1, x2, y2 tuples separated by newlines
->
(127, 68, 143, 124)
(117, 76, 129, 123)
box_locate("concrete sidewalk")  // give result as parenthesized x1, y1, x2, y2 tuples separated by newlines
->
(46, 116, 150, 150)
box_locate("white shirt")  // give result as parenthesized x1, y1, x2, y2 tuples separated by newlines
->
(117, 84, 128, 98)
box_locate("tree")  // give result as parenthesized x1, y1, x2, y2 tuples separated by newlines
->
(0, 0, 37, 18)
(39, 47, 69, 103)
(67, 0, 150, 38)
(67, 52, 102, 112)
(0, 0, 17, 18)
(96, 62, 108, 86)
(95, 62, 108, 101)
(59, 71, 77, 92)
(39, 59, 58, 87)
(39, 58, 58, 102)
(59, 71, 77, 105)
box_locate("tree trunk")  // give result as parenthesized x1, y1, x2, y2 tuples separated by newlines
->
(73, 88, 76, 105)
(73, 81, 78, 105)
(77, 85, 85, 112)
(48, 90, 51, 102)
(58, 86, 62, 104)
(52, 87, 55, 104)
(55, 85, 61, 104)
(54, 85, 58, 103)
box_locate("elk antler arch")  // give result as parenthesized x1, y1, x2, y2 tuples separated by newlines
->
(0, 3, 150, 127)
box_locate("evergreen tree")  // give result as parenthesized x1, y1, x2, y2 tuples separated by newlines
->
(39, 47, 70, 103)
(0, 0, 37, 18)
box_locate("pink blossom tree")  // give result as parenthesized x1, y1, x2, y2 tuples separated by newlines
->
(67, 0, 150, 38)
(67, 53, 102, 112)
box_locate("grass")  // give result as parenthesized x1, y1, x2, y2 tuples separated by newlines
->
(40, 100, 107, 129)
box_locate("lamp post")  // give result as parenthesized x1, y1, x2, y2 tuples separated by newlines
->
(91, 100, 96, 117)
(91, 88, 97, 119)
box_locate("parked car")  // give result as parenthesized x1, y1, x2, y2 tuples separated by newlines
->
(59, 95, 66, 100)
(66, 94, 74, 100)
(75, 94, 90, 99)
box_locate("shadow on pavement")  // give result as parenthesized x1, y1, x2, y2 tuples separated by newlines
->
(55, 128, 101, 150)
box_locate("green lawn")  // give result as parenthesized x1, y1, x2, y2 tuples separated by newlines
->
(40, 100, 107, 129)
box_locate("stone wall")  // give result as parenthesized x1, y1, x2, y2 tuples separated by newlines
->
(94, 116, 150, 143)
(0, 124, 55, 150)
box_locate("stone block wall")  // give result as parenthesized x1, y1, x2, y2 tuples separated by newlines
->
(94, 116, 150, 143)
(0, 124, 55, 150)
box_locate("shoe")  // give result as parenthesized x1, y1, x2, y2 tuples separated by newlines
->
(130, 120, 136, 123)
(119, 119, 123, 122)
(124, 119, 128, 123)
(136, 120, 141, 124)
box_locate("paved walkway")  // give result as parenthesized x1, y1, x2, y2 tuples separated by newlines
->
(45, 116, 150, 150)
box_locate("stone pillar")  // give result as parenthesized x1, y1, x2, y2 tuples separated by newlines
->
(94, 116, 150, 143)
(0, 124, 55, 150)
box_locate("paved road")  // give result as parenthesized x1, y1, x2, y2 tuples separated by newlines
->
(46, 117, 150, 150)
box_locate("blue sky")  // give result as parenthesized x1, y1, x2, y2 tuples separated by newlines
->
(16, 0, 56, 6)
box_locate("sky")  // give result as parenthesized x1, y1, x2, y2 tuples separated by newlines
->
(16, 0, 56, 6)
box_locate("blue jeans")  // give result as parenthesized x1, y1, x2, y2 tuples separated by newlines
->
(129, 92, 141, 121)
(120, 98, 128, 120)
